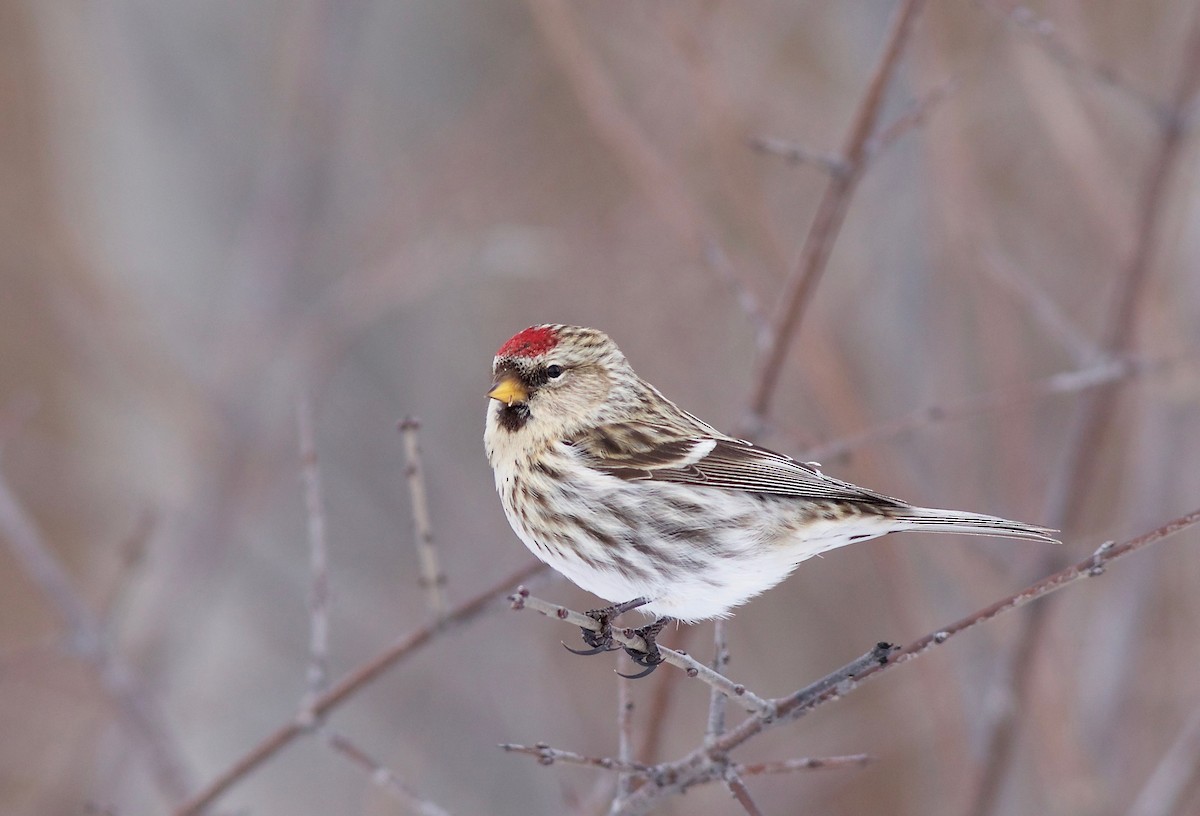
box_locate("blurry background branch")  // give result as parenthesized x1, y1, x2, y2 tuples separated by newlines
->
(0, 466, 192, 804)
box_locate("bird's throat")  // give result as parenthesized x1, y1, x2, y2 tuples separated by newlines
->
(496, 403, 532, 432)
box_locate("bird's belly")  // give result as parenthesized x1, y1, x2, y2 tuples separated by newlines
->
(494, 465, 892, 622)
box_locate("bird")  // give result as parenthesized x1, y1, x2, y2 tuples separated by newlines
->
(484, 324, 1057, 677)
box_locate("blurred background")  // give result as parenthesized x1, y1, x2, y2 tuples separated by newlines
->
(3, 0, 1200, 814)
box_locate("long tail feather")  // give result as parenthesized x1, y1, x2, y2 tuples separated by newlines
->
(895, 507, 1060, 543)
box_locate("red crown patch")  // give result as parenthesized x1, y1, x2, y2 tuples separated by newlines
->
(498, 326, 559, 358)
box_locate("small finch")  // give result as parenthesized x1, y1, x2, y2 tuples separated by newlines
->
(485, 325, 1057, 675)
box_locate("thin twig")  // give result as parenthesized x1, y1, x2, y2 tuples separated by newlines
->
(705, 620, 730, 742)
(0, 467, 192, 803)
(723, 768, 765, 816)
(297, 399, 330, 707)
(981, 0, 1165, 117)
(736, 755, 873, 775)
(174, 560, 548, 816)
(398, 417, 447, 618)
(502, 743, 653, 776)
(634, 624, 692, 764)
(744, 0, 928, 433)
(510, 590, 775, 719)
(613, 665, 636, 809)
(326, 729, 453, 816)
(748, 136, 849, 176)
(982, 253, 1095, 364)
(865, 79, 956, 157)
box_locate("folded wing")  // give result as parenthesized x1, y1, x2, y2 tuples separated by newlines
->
(574, 429, 906, 508)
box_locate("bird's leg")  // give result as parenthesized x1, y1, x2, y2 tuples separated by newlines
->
(563, 597, 651, 656)
(617, 617, 674, 679)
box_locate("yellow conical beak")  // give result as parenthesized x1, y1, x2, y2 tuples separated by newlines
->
(487, 374, 528, 406)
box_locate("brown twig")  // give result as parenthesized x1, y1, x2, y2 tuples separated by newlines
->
(173, 559, 548, 816)
(297, 399, 331, 706)
(0, 467, 193, 804)
(723, 768, 765, 816)
(326, 729, 453, 816)
(744, 0, 928, 432)
(398, 417, 447, 618)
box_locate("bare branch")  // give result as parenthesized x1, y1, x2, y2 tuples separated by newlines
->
(398, 417, 447, 618)
(0, 467, 192, 803)
(502, 743, 653, 776)
(613, 667, 636, 809)
(175, 560, 548, 816)
(509, 590, 776, 719)
(326, 729, 453, 816)
(745, 0, 928, 432)
(297, 399, 331, 707)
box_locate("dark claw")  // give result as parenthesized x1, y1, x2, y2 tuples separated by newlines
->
(564, 598, 652, 660)
(615, 617, 672, 680)
(562, 641, 617, 656)
(616, 662, 660, 680)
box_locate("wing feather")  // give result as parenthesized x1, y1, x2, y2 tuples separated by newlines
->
(572, 428, 905, 507)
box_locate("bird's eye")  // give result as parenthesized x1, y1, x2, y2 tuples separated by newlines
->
(546, 364, 564, 379)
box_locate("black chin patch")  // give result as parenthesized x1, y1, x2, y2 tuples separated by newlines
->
(497, 403, 532, 432)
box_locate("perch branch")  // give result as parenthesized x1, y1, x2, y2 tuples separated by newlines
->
(509, 589, 775, 719)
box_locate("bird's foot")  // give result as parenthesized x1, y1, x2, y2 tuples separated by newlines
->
(562, 597, 650, 657)
(562, 607, 619, 655)
(617, 617, 673, 679)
